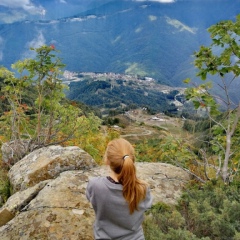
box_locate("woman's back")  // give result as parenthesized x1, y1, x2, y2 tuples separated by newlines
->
(86, 138, 153, 240)
(86, 176, 152, 239)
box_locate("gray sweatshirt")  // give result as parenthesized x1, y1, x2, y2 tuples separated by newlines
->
(86, 176, 153, 240)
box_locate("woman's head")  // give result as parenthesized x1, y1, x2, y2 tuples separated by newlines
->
(104, 138, 146, 214)
(104, 138, 135, 175)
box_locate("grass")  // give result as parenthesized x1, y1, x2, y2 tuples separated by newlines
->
(0, 165, 10, 207)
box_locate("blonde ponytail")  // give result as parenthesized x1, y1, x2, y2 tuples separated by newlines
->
(105, 138, 147, 214)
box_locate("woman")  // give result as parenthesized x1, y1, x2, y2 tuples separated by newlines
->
(86, 138, 153, 240)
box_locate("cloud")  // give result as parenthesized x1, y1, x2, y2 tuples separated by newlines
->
(59, 0, 67, 3)
(27, 31, 46, 48)
(135, 0, 175, 3)
(23, 30, 46, 58)
(149, 15, 157, 21)
(0, 0, 45, 15)
(135, 27, 142, 33)
(0, 11, 27, 23)
(166, 17, 197, 34)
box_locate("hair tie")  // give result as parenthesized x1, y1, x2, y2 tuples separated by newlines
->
(123, 155, 129, 160)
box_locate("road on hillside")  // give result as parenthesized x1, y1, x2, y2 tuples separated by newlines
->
(121, 129, 152, 138)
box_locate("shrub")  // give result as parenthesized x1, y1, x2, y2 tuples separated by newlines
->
(0, 167, 10, 207)
(144, 182, 240, 239)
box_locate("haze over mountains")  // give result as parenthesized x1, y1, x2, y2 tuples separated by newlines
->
(0, 0, 239, 87)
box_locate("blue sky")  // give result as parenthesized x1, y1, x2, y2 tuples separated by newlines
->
(135, 0, 175, 2)
(0, 0, 176, 23)
(0, 0, 238, 25)
(0, 0, 95, 23)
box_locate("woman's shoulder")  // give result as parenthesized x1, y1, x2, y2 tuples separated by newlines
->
(88, 176, 103, 180)
(88, 176, 106, 185)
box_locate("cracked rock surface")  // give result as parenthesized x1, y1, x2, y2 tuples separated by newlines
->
(0, 146, 189, 240)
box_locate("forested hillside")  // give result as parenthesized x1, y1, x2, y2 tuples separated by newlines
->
(0, 0, 239, 87)
(64, 72, 185, 114)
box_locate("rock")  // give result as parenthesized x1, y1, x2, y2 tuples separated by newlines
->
(1, 140, 31, 166)
(0, 145, 190, 239)
(0, 161, 190, 239)
(0, 171, 94, 239)
(0, 209, 14, 227)
(8, 145, 96, 192)
(0, 180, 50, 219)
(137, 162, 190, 205)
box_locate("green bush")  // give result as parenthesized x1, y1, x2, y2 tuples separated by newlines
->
(143, 202, 207, 240)
(144, 182, 240, 240)
(177, 182, 240, 239)
(0, 168, 10, 207)
(144, 212, 210, 240)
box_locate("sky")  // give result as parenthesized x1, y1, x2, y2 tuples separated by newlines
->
(0, 0, 89, 23)
(0, 0, 176, 24)
(135, 0, 175, 2)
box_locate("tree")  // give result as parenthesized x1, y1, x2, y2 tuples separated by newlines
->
(0, 45, 82, 162)
(184, 14, 240, 183)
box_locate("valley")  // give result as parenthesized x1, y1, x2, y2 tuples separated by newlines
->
(63, 71, 187, 114)
(107, 108, 188, 144)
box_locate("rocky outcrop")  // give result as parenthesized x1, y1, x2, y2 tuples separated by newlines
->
(1, 140, 31, 166)
(8, 145, 96, 193)
(0, 145, 190, 240)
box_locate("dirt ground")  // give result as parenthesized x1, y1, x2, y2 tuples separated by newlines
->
(112, 109, 188, 143)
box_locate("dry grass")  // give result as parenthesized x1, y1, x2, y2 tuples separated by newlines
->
(0, 165, 10, 206)
(114, 110, 192, 144)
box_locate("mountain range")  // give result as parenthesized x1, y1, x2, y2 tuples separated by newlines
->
(0, 0, 239, 88)
(63, 71, 186, 114)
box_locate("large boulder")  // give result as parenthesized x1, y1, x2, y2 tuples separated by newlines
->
(0, 145, 190, 239)
(0, 171, 94, 240)
(8, 145, 96, 192)
(1, 140, 31, 166)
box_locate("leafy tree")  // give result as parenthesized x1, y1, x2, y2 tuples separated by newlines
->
(184, 14, 240, 183)
(0, 45, 81, 162)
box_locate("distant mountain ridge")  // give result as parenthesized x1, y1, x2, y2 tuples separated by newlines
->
(63, 71, 186, 114)
(0, 0, 239, 87)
